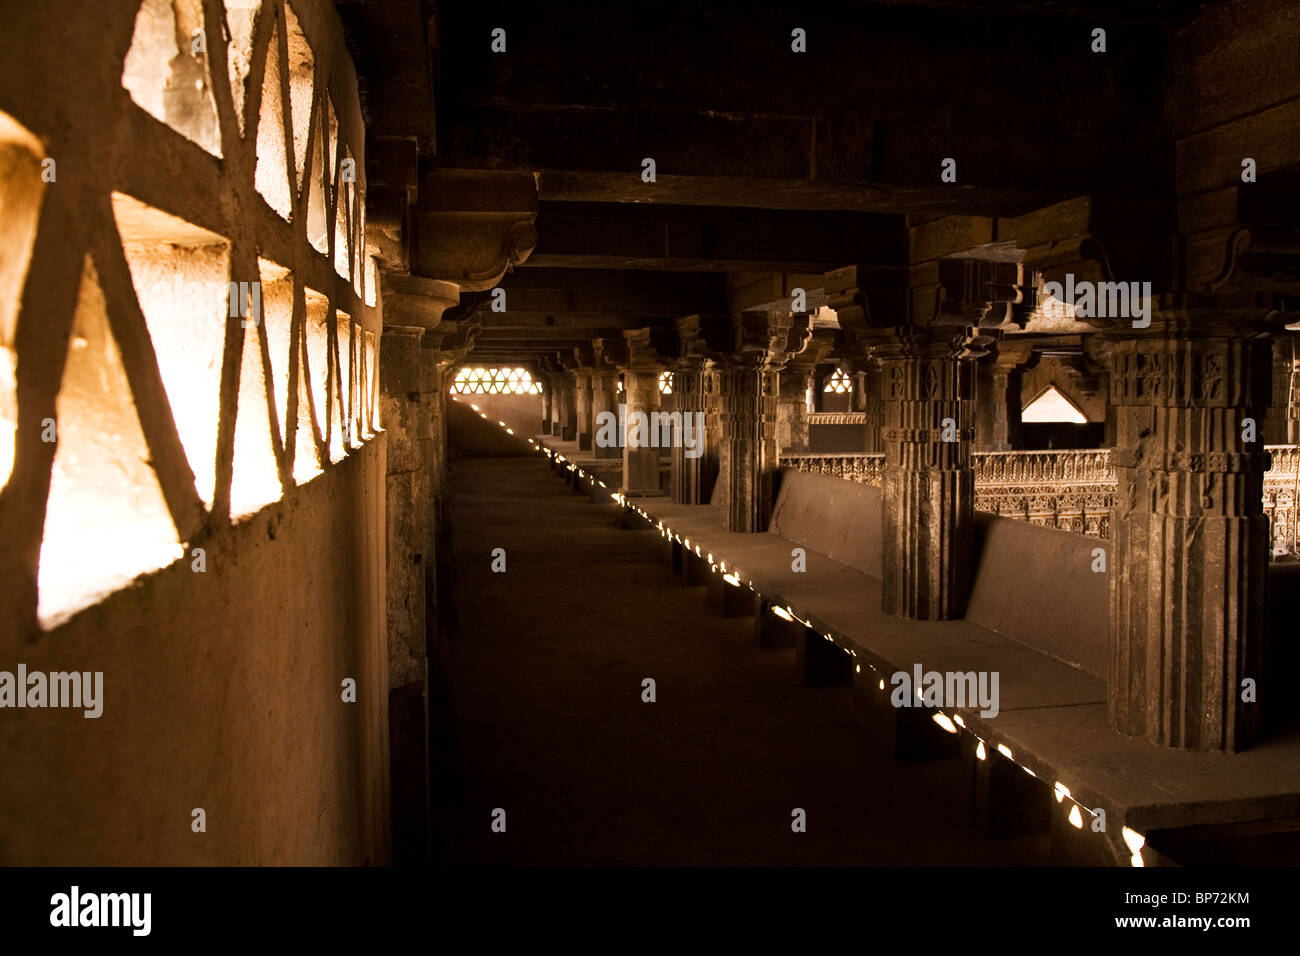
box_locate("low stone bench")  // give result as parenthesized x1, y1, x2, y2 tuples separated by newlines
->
(533, 436, 671, 499)
(536, 440, 1300, 865)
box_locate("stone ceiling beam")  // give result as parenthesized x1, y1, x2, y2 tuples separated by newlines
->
(527, 202, 906, 272)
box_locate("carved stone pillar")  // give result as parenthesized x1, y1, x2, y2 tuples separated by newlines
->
(558, 372, 578, 442)
(424, 322, 477, 630)
(590, 368, 622, 460)
(703, 368, 723, 499)
(715, 360, 780, 530)
(368, 165, 538, 863)
(574, 368, 594, 451)
(776, 368, 811, 454)
(848, 359, 883, 453)
(621, 369, 663, 495)
(778, 328, 835, 455)
(672, 316, 729, 503)
(380, 326, 431, 682)
(875, 328, 976, 619)
(670, 357, 708, 504)
(377, 323, 430, 864)
(1106, 313, 1275, 752)
(710, 312, 809, 532)
(540, 379, 553, 435)
(976, 343, 1032, 452)
(1265, 334, 1295, 445)
(1290, 342, 1300, 445)
(548, 371, 563, 435)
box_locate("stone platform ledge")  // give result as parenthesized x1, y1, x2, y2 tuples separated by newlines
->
(607, 491, 1300, 865)
(534, 436, 671, 474)
(529, 433, 1300, 860)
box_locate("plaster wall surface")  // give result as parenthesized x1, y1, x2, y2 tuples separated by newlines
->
(0, 441, 389, 866)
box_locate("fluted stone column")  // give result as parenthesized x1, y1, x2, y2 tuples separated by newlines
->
(591, 369, 622, 460)
(704, 368, 723, 496)
(548, 372, 562, 435)
(381, 326, 431, 683)
(776, 361, 810, 454)
(849, 361, 884, 453)
(622, 368, 663, 495)
(1107, 314, 1274, 752)
(379, 323, 431, 863)
(421, 340, 447, 635)
(575, 370, 594, 451)
(975, 345, 1031, 452)
(715, 359, 781, 532)
(1263, 337, 1291, 444)
(1291, 345, 1300, 445)
(876, 329, 975, 619)
(778, 329, 835, 455)
(540, 380, 553, 435)
(670, 358, 708, 504)
(557, 374, 578, 442)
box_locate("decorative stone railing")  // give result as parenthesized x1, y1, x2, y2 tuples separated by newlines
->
(781, 452, 885, 486)
(781, 447, 1300, 551)
(806, 412, 869, 426)
(974, 449, 1116, 538)
(1263, 446, 1299, 556)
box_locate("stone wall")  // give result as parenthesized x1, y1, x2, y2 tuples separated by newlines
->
(0, 0, 389, 864)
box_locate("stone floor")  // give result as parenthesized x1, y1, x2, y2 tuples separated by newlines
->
(437, 454, 1049, 865)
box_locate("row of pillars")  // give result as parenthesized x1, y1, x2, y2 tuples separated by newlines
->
(539, 309, 1283, 755)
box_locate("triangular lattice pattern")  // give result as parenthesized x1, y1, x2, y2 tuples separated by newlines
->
(451, 367, 541, 395)
(824, 368, 853, 393)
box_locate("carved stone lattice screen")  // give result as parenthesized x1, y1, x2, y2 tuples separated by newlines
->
(451, 366, 541, 395)
(782, 447, 1300, 549)
(0, 0, 380, 628)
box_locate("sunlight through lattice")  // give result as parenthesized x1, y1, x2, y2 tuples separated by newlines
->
(824, 368, 852, 393)
(451, 366, 542, 395)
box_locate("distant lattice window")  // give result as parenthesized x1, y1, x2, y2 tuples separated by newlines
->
(451, 366, 541, 395)
(824, 368, 853, 393)
(659, 371, 672, 395)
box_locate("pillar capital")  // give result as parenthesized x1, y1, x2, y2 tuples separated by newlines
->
(592, 335, 628, 372)
(910, 258, 1033, 336)
(870, 323, 977, 619)
(621, 326, 676, 372)
(705, 311, 811, 370)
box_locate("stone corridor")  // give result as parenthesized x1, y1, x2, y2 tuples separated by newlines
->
(440, 454, 1044, 866)
(3, 0, 1299, 881)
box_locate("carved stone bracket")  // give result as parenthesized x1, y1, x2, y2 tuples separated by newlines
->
(413, 170, 539, 292)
